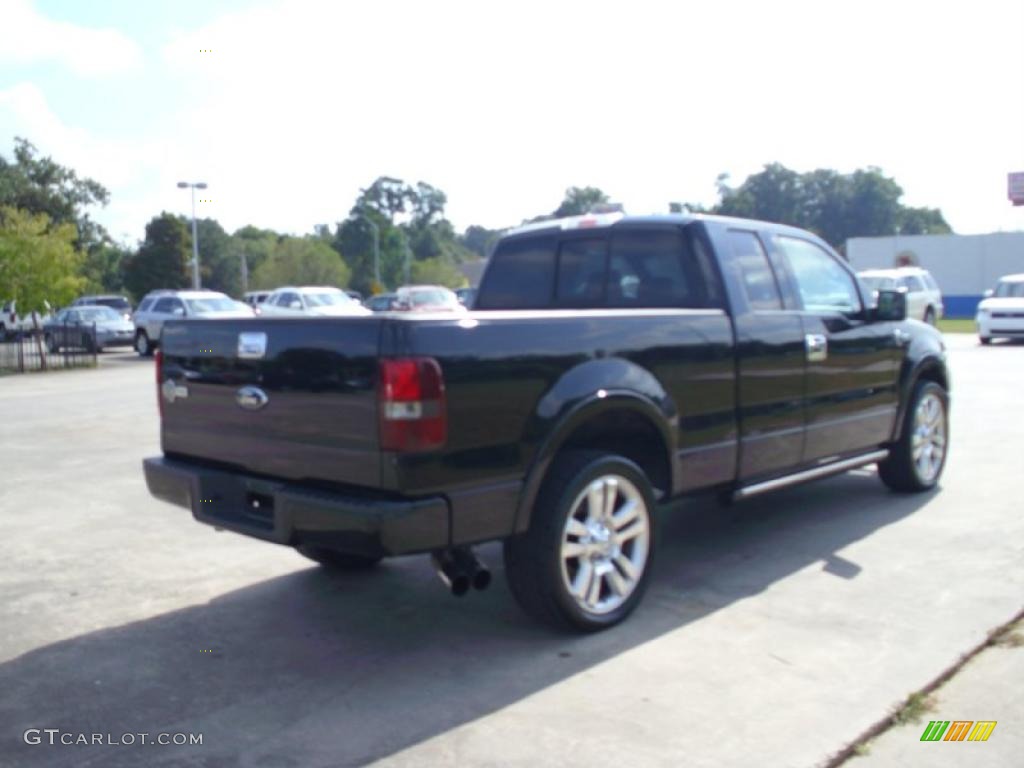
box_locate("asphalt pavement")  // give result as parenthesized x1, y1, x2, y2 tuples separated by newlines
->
(0, 336, 1021, 768)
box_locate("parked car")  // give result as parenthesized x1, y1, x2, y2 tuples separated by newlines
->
(455, 287, 477, 307)
(258, 286, 371, 317)
(393, 285, 466, 313)
(365, 293, 398, 312)
(144, 212, 949, 631)
(857, 267, 943, 324)
(43, 305, 135, 352)
(133, 290, 254, 356)
(975, 273, 1024, 344)
(1, 300, 51, 340)
(71, 294, 133, 320)
(243, 291, 271, 312)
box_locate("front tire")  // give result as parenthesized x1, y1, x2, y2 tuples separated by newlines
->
(504, 451, 656, 632)
(296, 544, 382, 571)
(979, 336, 991, 345)
(878, 380, 948, 492)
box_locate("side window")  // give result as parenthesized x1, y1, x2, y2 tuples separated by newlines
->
(281, 292, 299, 307)
(728, 230, 782, 310)
(153, 298, 174, 313)
(476, 235, 556, 309)
(922, 274, 940, 292)
(138, 298, 154, 312)
(899, 275, 925, 293)
(607, 228, 711, 308)
(556, 237, 607, 307)
(775, 236, 861, 313)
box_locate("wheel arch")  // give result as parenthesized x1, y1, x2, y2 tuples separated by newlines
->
(513, 392, 677, 534)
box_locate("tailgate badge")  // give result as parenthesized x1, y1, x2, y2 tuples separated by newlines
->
(161, 379, 189, 403)
(236, 386, 269, 411)
(238, 332, 267, 359)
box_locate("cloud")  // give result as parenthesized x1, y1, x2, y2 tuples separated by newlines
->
(0, 0, 142, 76)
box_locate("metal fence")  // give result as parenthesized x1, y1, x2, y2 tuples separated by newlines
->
(0, 325, 98, 374)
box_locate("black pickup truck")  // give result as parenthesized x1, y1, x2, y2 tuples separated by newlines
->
(143, 212, 949, 631)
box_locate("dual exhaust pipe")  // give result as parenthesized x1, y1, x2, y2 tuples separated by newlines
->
(431, 547, 491, 597)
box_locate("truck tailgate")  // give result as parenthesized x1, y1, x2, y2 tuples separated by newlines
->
(159, 318, 383, 488)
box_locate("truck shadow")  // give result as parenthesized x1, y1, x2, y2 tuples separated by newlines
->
(0, 470, 933, 767)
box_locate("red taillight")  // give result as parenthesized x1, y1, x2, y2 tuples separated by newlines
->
(155, 347, 164, 419)
(378, 357, 446, 452)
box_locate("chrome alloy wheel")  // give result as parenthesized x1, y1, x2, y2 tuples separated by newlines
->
(911, 392, 946, 484)
(559, 474, 651, 616)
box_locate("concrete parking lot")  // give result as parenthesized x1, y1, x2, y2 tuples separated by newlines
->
(0, 336, 1021, 768)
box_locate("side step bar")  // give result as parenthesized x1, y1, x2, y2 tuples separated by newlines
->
(733, 449, 889, 502)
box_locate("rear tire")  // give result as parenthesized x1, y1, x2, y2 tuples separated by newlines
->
(504, 451, 656, 632)
(296, 545, 382, 571)
(979, 336, 991, 346)
(877, 380, 948, 492)
(135, 331, 153, 357)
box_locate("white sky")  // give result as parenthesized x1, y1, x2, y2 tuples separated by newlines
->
(1, 0, 1023, 244)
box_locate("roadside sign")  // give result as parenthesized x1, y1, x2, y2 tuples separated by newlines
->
(1009, 172, 1024, 206)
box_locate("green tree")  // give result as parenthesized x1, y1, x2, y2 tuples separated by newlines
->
(709, 163, 951, 247)
(409, 257, 464, 288)
(0, 207, 85, 314)
(553, 186, 610, 217)
(459, 225, 501, 258)
(123, 213, 190, 300)
(0, 138, 110, 250)
(81, 241, 130, 294)
(251, 237, 351, 289)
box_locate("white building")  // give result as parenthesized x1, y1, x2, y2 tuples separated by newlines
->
(846, 232, 1024, 317)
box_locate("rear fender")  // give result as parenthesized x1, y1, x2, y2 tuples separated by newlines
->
(513, 358, 678, 533)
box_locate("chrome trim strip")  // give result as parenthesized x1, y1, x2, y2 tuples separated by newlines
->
(733, 449, 889, 500)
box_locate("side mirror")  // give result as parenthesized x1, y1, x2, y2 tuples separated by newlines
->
(983, 289, 994, 298)
(874, 289, 907, 322)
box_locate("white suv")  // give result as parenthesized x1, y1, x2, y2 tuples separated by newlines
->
(976, 273, 1024, 345)
(857, 267, 944, 325)
(132, 290, 253, 356)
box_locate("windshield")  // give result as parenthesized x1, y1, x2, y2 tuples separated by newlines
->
(185, 296, 239, 313)
(303, 291, 352, 307)
(994, 281, 1024, 298)
(407, 289, 458, 307)
(77, 307, 122, 322)
(94, 297, 131, 310)
(859, 276, 897, 292)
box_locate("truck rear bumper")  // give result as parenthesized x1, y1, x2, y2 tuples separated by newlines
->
(143, 456, 450, 557)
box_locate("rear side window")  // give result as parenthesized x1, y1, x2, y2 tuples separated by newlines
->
(556, 238, 608, 307)
(153, 298, 175, 313)
(607, 228, 710, 308)
(476, 235, 556, 309)
(898, 275, 925, 292)
(728, 230, 782, 310)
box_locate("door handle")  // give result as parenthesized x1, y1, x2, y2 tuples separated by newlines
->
(805, 333, 828, 362)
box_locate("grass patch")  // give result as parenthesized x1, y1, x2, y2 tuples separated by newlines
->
(893, 691, 936, 725)
(937, 318, 976, 334)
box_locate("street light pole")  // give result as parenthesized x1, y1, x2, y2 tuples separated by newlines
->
(364, 217, 380, 289)
(177, 181, 208, 289)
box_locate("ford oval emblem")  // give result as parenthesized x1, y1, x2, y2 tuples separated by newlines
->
(236, 386, 269, 411)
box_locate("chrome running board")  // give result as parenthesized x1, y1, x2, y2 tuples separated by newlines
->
(733, 449, 889, 501)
